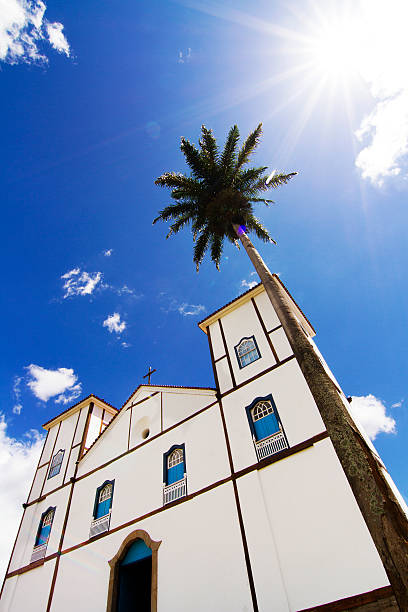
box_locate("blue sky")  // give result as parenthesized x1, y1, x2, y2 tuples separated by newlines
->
(1, 0, 407, 577)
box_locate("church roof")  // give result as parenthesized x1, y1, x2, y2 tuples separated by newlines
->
(198, 275, 315, 336)
(42, 393, 118, 429)
(122, 383, 216, 410)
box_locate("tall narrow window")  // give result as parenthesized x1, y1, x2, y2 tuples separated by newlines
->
(246, 395, 288, 461)
(31, 507, 55, 563)
(48, 449, 64, 479)
(163, 444, 187, 504)
(90, 480, 114, 538)
(96, 483, 113, 518)
(235, 336, 261, 368)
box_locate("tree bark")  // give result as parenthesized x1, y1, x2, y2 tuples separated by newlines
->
(233, 224, 408, 610)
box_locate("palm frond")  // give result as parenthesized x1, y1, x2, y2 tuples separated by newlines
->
(210, 234, 223, 270)
(166, 213, 192, 238)
(234, 166, 268, 191)
(199, 126, 218, 165)
(180, 138, 207, 179)
(153, 202, 195, 224)
(246, 215, 276, 244)
(155, 172, 196, 189)
(236, 123, 263, 171)
(220, 125, 240, 174)
(193, 228, 211, 271)
(265, 171, 297, 188)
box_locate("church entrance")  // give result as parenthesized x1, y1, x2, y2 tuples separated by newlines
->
(117, 539, 152, 611)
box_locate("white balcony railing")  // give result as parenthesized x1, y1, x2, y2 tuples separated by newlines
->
(31, 543, 47, 563)
(89, 513, 111, 539)
(254, 431, 288, 461)
(163, 477, 187, 505)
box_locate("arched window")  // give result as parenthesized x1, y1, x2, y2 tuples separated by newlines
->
(107, 530, 161, 612)
(95, 481, 114, 518)
(163, 445, 187, 504)
(167, 448, 184, 484)
(35, 507, 55, 547)
(245, 394, 289, 461)
(235, 336, 261, 368)
(48, 449, 64, 479)
(251, 400, 280, 441)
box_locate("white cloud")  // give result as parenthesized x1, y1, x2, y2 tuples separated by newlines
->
(0, 0, 70, 64)
(392, 400, 403, 408)
(26, 364, 82, 404)
(177, 303, 205, 316)
(354, 0, 408, 185)
(103, 312, 126, 334)
(116, 284, 140, 297)
(241, 272, 258, 290)
(103, 249, 113, 257)
(0, 414, 44, 580)
(45, 20, 69, 55)
(121, 341, 131, 348)
(61, 268, 102, 299)
(12, 376, 23, 415)
(349, 394, 396, 440)
(178, 47, 191, 64)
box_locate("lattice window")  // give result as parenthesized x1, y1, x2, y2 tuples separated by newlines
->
(42, 510, 54, 527)
(99, 483, 112, 503)
(48, 449, 64, 479)
(252, 401, 273, 421)
(35, 508, 55, 547)
(235, 337, 260, 368)
(168, 449, 183, 469)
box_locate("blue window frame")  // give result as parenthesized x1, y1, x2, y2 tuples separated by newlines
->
(163, 444, 186, 485)
(234, 336, 261, 369)
(48, 449, 64, 479)
(245, 394, 288, 444)
(35, 507, 55, 547)
(93, 480, 115, 519)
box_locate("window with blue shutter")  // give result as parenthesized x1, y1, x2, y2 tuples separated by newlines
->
(234, 336, 261, 368)
(251, 401, 279, 440)
(167, 449, 184, 484)
(94, 481, 114, 519)
(35, 508, 55, 547)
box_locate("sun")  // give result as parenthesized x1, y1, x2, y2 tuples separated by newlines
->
(306, 22, 360, 81)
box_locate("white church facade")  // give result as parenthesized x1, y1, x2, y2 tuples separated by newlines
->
(0, 279, 399, 611)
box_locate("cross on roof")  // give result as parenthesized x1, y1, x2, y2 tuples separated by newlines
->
(143, 366, 157, 385)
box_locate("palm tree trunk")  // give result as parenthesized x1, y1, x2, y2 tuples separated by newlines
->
(233, 224, 408, 610)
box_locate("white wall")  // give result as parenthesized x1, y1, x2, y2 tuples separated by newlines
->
(9, 486, 71, 572)
(162, 389, 215, 430)
(255, 439, 388, 610)
(63, 404, 230, 551)
(222, 358, 326, 473)
(51, 483, 254, 612)
(219, 299, 277, 388)
(42, 414, 79, 496)
(0, 558, 57, 612)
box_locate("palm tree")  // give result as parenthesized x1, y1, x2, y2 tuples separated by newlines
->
(154, 124, 408, 610)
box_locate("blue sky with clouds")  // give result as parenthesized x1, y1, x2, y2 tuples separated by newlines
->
(1, 0, 408, 578)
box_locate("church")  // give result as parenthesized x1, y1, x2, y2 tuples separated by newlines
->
(0, 277, 400, 611)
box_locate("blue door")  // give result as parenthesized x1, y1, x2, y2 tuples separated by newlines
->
(254, 412, 279, 441)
